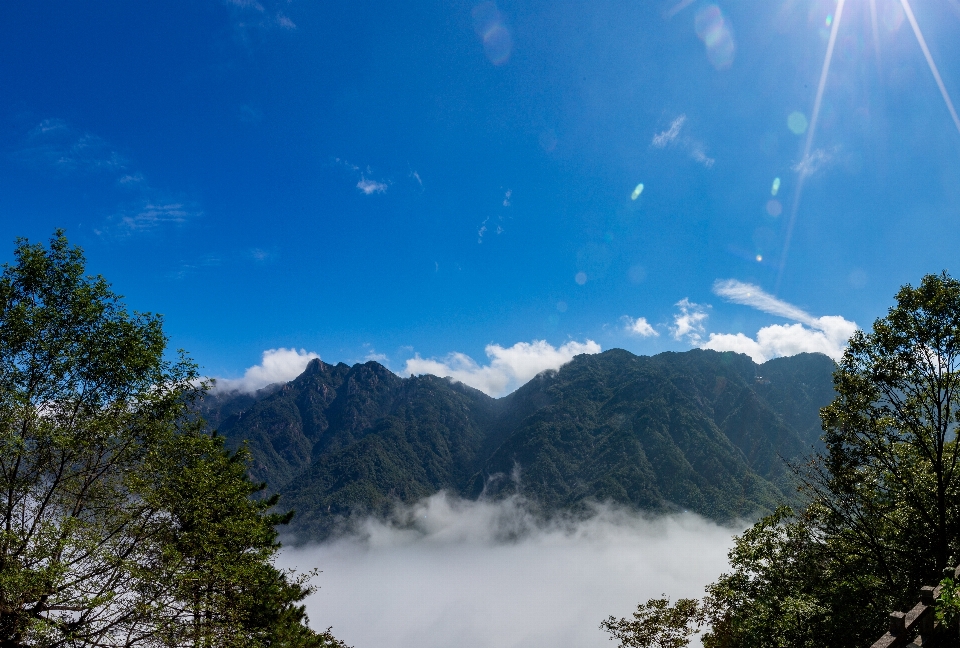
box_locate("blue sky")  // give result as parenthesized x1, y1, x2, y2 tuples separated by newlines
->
(2, 0, 960, 395)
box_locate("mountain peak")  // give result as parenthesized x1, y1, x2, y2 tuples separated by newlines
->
(205, 349, 837, 541)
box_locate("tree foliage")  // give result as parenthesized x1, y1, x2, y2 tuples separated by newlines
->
(600, 596, 702, 648)
(0, 232, 345, 647)
(604, 272, 960, 648)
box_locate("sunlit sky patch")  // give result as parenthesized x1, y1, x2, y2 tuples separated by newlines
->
(0, 0, 958, 384)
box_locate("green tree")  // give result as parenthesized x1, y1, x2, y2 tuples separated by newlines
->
(0, 232, 345, 647)
(141, 428, 345, 647)
(600, 596, 702, 648)
(815, 271, 960, 587)
(604, 272, 960, 648)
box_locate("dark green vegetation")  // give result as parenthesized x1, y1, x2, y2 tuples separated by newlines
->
(0, 233, 347, 648)
(204, 345, 838, 540)
(604, 273, 960, 648)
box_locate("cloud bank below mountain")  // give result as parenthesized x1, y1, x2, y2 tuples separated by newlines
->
(278, 493, 739, 648)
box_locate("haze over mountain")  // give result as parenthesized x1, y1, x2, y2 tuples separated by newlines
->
(201, 348, 836, 540)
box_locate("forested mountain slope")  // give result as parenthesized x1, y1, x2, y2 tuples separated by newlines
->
(200, 349, 836, 539)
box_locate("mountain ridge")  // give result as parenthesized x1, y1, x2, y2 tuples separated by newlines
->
(200, 348, 837, 540)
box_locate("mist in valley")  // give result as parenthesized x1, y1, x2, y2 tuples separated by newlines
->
(277, 493, 744, 648)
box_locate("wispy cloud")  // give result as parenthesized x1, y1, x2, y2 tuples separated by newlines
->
(623, 316, 659, 337)
(651, 114, 714, 168)
(213, 348, 320, 394)
(167, 254, 222, 281)
(335, 157, 360, 172)
(691, 148, 715, 168)
(699, 279, 858, 362)
(118, 202, 199, 232)
(336, 158, 389, 195)
(18, 119, 126, 175)
(671, 299, 709, 343)
(357, 177, 388, 195)
(118, 173, 144, 185)
(712, 279, 815, 325)
(223, 0, 298, 35)
(403, 339, 601, 397)
(652, 115, 686, 148)
(18, 119, 200, 235)
(791, 147, 836, 178)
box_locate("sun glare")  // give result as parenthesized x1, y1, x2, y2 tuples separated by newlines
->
(774, 0, 960, 289)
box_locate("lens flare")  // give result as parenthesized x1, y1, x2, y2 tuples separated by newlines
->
(883, 1, 905, 32)
(630, 184, 644, 200)
(760, 0, 955, 290)
(787, 112, 808, 135)
(771, 177, 781, 196)
(766, 200, 782, 217)
(472, 2, 513, 65)
(483, 25, 512, 65)
(694, 5, 735, 70)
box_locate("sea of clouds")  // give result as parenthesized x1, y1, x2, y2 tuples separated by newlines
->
(276, 493, 743, 648)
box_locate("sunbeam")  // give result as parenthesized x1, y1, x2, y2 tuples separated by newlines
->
(899, 0, 960, 136)
(868, 0, 881, 67)
(777, 0, 847, 291)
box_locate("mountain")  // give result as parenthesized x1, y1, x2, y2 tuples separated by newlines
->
(199, 349, 837, 539)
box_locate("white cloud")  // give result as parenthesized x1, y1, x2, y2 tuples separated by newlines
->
(214, 348, 320, 394)
(652, 115, 714, 168)
(226, 0, 264, 9)
(118, 173, 144, 185)
(653, 115, 686, 148)
(119, 202, 197, 231)
(276, 13, 296, 29)
(712, 279, 816, 325)
(671, 299, 709, 343)
(791, 147, 835, 178)
(503, 189, 512, 207)
(21, 119, 127, 175)
(357, 177, 388, 195)
(702, 320, 856, 363)
(335, 157, 360, 172)
(623, 316, 658, 337)
(278, 493, 739, 648)
(700, 279, 858, 362)
(20, 118, 201, 235)
(403, 339, 601, 397)
(691, 148, 715, 168)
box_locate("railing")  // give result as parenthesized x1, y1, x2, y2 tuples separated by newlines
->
(870, 566, 960, 648)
